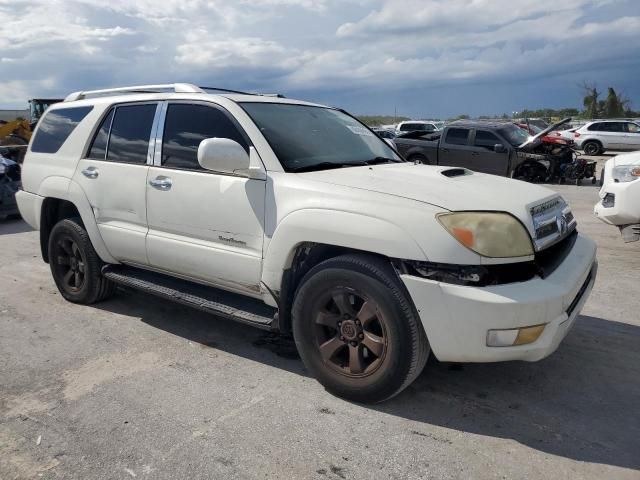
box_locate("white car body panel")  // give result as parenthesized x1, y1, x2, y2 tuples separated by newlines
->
(17, 88, 598, 365)
(594, 152, 640, 226)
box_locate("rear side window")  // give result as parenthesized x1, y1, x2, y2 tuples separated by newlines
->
(87, 108, 114, 160)
(31, 106, 93, 153)
(445, 128, 470, 145)
(587, 123, 602, 131)
(107, 104, 157, 164)
(161, 103, 248, 170)
(474, 130, 500, 149)
(626, 123, 640, 133)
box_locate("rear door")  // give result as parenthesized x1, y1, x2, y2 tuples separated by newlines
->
(74, 103, 158, 265)
(469, 129, 509, 175)
(439, 127, 474, 168)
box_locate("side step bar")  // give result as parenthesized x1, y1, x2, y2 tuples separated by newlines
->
(102, 265, 277, 330)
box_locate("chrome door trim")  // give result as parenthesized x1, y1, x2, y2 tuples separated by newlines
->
(151, 101, 168, 166)
(147, 102, 166, 166)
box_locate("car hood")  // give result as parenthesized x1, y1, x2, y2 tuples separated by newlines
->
(518, 117, 572, 149)
(301, 163, 560, 237)
(612, 151, 640, 167)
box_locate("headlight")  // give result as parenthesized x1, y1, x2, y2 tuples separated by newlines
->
(437, 212, 534, 258)
(612, 165, 640, 183)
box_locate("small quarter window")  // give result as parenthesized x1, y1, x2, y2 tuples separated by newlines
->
(87, 108, 114, 160)
(31, 106, 93, 154)
(106, 104, 157, 164)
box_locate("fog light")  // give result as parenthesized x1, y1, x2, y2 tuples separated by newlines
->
(486, 324, 546, 347)
(602, 193, 615, 208)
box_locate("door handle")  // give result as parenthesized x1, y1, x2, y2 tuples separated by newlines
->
(442, 148, 449, 153)
(81, 167, 99, 179)
(471, 152, 480, 156)
(149, 176, 172, 190)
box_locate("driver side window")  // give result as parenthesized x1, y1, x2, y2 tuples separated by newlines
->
(161, 103, 249, 170)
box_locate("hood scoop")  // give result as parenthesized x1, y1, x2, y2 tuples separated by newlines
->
(440, 168, 470, 178)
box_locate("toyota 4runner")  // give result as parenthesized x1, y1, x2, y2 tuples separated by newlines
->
(17, 84, 597, 403)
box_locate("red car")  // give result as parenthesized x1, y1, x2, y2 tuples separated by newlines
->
(515, 122, 575, 147)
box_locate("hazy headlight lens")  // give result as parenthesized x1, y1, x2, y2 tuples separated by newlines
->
(437, 212, 534, 258)
(612, 166, 640, 183)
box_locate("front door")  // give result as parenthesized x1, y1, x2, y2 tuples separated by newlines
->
(145, 102, 266, 294)
(469, 129, 509, 176)
(73, 103, 158, 265)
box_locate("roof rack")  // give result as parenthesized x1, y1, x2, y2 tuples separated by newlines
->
(200, 87, 285, 98)
(64, 83, 205, 102)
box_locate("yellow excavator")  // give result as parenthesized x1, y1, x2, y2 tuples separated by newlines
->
(0, 98, 61, 163)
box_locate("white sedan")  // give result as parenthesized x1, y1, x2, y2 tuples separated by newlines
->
(594, 151, 640, 242)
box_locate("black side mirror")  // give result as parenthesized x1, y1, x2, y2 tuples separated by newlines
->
(494, 143, 506, 153)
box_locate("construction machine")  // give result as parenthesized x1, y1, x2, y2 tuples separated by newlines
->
(0, 99, 62, 163)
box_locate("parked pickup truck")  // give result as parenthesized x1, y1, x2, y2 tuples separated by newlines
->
(17, 85, 596, 403)
(393, 119, 573, 181)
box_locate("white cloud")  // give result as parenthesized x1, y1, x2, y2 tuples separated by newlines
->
(0, 0, 638, 112)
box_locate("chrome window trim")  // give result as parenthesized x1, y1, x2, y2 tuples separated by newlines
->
(149, 101, 167, 166)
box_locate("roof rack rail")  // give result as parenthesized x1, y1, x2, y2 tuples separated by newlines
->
(64, 83, 204, 102)
(199, 87, 286, 98)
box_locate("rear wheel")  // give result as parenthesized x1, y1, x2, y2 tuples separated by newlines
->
(48, 218, 115, 304)
(292, 254, 429, 403)
(583, 141, 602, 156)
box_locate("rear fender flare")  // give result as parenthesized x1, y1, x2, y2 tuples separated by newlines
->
(66, 180, 118, 264)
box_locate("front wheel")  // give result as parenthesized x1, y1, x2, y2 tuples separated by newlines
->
(48, 218, 115, 304)
(292, 254, 429, 403)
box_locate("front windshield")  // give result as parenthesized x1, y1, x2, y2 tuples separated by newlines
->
(241, 103, 402, 171)
(499, 124, 530, 146)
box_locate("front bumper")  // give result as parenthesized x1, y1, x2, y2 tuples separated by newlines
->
(401, 233, 597, 363)
(0, 179, 21, 217)
(594, 180, 640, 226)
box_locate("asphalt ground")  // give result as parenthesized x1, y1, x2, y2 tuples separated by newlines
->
(1, 153, 639, 479)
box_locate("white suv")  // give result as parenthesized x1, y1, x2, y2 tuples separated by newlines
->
(396, 120, 443, 134)
(17, 84, 597, 402)
(573, 120, 640, 155)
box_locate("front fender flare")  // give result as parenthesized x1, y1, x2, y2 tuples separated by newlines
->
(261, 209, 426, 291)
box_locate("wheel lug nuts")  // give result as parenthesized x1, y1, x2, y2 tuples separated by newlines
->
(343, 314, 350, 320)
(340, 336, 345, 341)
(358, 333, 364, 339)
(350, 341, 357, 347)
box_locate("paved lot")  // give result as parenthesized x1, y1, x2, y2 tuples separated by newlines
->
(1, 165, 639, 479)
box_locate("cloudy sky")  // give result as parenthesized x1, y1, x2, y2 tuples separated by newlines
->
(1, 0, 639, 118)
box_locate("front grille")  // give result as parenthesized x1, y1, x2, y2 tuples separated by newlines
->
(535, 230, 578, 278)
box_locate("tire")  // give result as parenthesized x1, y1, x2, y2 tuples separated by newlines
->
(292, 253, 429, 403)
(599, 168, 604, 187)
(583, 141, 602, 156)
(48, 218, 115, 304)
(408, 154, 429, 164)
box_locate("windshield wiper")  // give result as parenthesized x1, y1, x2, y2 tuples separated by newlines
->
(363, 156, 403, 165)
(290, 161, 366, 173)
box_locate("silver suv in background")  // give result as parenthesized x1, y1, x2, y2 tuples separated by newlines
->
(573, 120, 640, 155)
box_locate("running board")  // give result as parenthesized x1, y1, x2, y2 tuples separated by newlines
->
(102, 265, 277, 330)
